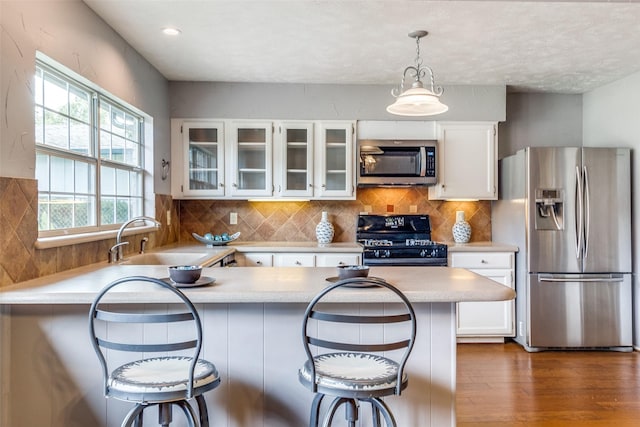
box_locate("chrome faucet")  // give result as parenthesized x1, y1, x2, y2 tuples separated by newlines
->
(109, 216, 161, 263)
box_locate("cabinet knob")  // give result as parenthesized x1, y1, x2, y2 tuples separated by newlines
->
(232, 183, 238, 188)
(219, 182, 224, 188)
(481, 259, 488, 264)
(295, 261, 301, 265)
(309, 183, 313, 188)
(321, 184, 326, 189)
(256, 261, 262, 265)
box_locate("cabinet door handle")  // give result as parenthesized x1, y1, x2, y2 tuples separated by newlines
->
(295, 261, 301, 265)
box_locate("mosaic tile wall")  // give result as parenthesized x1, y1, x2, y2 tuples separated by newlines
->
(0, 177, 179, 288)
(179, 187, 491, 245)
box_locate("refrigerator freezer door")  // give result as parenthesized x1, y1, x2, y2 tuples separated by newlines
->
(581, 148, 631, 273)
(528, 273, 632, 349)
(527, 147, 581, 273)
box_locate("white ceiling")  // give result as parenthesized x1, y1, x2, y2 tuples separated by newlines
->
(82, 0, 640, 93)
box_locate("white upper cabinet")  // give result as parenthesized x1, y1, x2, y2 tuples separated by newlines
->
(428, 122, 498, 200)
(172, 119, 354, 200)
(314, 121, 355, 199)
(228, 121, 274, 198)
(276, 121, 314, 198)
(171, 120, 226, 198)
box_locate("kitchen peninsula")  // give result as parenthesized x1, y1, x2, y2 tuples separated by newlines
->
(0, 263, 514, 427)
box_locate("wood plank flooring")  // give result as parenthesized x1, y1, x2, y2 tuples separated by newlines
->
(456, 342, 640, 426)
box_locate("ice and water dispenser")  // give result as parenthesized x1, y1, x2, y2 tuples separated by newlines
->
(535, 188, 564, 230)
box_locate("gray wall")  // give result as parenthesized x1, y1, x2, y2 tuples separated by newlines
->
(169, 81, 506, 121)
(583, 70, 640, 348)
(0, 0, 171, 194)
(498, 92, 583, 159)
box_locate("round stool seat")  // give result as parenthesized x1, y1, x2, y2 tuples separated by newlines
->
(299, 352, 406, 393)
(109, 356, 219, 397)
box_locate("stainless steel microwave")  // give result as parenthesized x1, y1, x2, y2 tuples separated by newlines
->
(357, 139, 437, 186)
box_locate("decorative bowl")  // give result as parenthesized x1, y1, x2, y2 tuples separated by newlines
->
(337, 265, 370, 280)
(192, 231, 241, 247)
(168, 265, 202, 284)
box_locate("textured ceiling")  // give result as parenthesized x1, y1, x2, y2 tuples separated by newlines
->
(83, 0, 640, 93)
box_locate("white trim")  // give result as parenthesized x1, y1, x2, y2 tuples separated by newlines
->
(35, 225, 159, 249)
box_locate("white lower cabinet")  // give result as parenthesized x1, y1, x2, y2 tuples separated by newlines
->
(452, 251, 515, 342)
(315, 253, 361, 267)
(235, 253, 273, 267)
(274, 253, 316, 267)
(236, 251, 361, 267)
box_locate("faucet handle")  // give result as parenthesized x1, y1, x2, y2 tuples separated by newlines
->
(108, 241, 130, 263)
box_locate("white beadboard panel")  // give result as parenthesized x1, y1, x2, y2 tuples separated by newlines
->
(263, 303, 309, 427)
(199, 303, 230, 427)
(226, 304, 265, 427)
(3, 301, 458, 426)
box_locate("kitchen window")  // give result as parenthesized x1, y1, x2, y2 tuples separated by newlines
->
(35, 59, 146, 238)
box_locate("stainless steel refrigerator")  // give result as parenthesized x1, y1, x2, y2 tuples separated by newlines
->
(492, 147, 632, 351)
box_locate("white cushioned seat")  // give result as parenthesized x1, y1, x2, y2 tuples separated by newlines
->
(110, 356, 219, 395)
(300, 352, 405, 392)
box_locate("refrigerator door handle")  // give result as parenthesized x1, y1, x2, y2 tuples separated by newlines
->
(583, 165, 590, 261)
(575, 166, 584, 259)
(538, 275, 624, 283)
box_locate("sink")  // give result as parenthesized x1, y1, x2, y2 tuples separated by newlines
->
(119, 252, 220, 267)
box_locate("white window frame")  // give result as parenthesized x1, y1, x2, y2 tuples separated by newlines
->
(34, 53, 155, 246)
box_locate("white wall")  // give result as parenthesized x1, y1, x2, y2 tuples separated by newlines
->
(498, 92, 583, 159)
(169, 81, 506, 122)
(583, 70, 640, 348)
(0, 0, 171, 194)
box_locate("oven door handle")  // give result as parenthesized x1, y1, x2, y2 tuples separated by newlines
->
(419, 147, 427, 177)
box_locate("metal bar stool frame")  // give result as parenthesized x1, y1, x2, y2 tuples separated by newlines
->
(88, 276, 221, 427)
(299, 277, 417, 427)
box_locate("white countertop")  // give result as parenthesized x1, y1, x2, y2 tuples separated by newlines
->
(447, 242, 518, 252)
(0, 264, 514, 305)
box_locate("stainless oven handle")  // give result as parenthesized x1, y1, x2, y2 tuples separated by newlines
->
(419, 147, 427, 177)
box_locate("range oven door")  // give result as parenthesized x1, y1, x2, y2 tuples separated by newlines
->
(528, 273, 632, 349)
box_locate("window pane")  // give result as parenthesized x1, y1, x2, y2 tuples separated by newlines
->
(125, 139, 139, 165)
(43, 72, 68, 114)
(116, 168, 129, 196)
(49, 195, 74, 229)
(116, 198, 130, 223)
(111, 135, 125, 162)
(101, 197, 115, 225)
(35, 67, 43, 105)
(73, 195, 95, 227)
(125, 114, 139, 140)
(111, 109, 126, 137)
(74, 161, 90, 194)
(50, 156, 74, 193)
(70, 119, 91, 155)
(99, 102, 110, 131)
(130, 170, 143, 197)
(38, 194, 50, 230)
(35, 153, 50, 192)
(44, 110, 69, 149)
(35, 107, 44, 144)
(101, 166, 115, 195)
(69, 85, 90, 123)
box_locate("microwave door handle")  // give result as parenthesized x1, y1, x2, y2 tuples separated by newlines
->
(419, 147, 427, 177)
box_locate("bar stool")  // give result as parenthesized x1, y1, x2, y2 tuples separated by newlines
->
(88, 276, 220, 427)
(298, 277, 417, 427)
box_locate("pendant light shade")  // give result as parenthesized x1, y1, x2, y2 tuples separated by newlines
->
(387, 30, 448, 117)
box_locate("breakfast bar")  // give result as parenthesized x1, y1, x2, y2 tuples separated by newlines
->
(0, 264, 514, 427)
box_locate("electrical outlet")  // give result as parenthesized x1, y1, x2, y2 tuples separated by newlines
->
(166, 210, 171, 226)
(230, 212, 238, 225)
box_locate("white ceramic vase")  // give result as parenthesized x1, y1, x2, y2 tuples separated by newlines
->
(452, 211, 471, 243)
(316, 211, 334, 244)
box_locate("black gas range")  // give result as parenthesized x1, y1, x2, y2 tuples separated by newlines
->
(357, 214, 448, 266)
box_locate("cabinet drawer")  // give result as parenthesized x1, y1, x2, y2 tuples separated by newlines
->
(451, 252, 513, 269)
(316, 253, 361, 267)
(239, 253, 273, 267)
(274, 253, 316, 267)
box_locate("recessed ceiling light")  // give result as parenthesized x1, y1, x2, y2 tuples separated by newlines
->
(162, 27, 181, 36)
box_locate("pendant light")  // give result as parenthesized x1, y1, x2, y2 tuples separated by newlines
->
(387, 30, 448, 116)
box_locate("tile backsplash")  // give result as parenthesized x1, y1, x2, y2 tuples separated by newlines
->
(179, 187, 491, 244)
(0, 177, 178, 288)
(0, 178, 490, 288)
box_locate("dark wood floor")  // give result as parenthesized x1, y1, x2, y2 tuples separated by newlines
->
(456, 342, 640, 426)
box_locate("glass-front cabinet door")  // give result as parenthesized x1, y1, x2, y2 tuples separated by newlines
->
(315, 121, 355, 199)
(182, 121, 225, 197)
(228, 121, 273, 197)
(278, 121, 314, 198)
